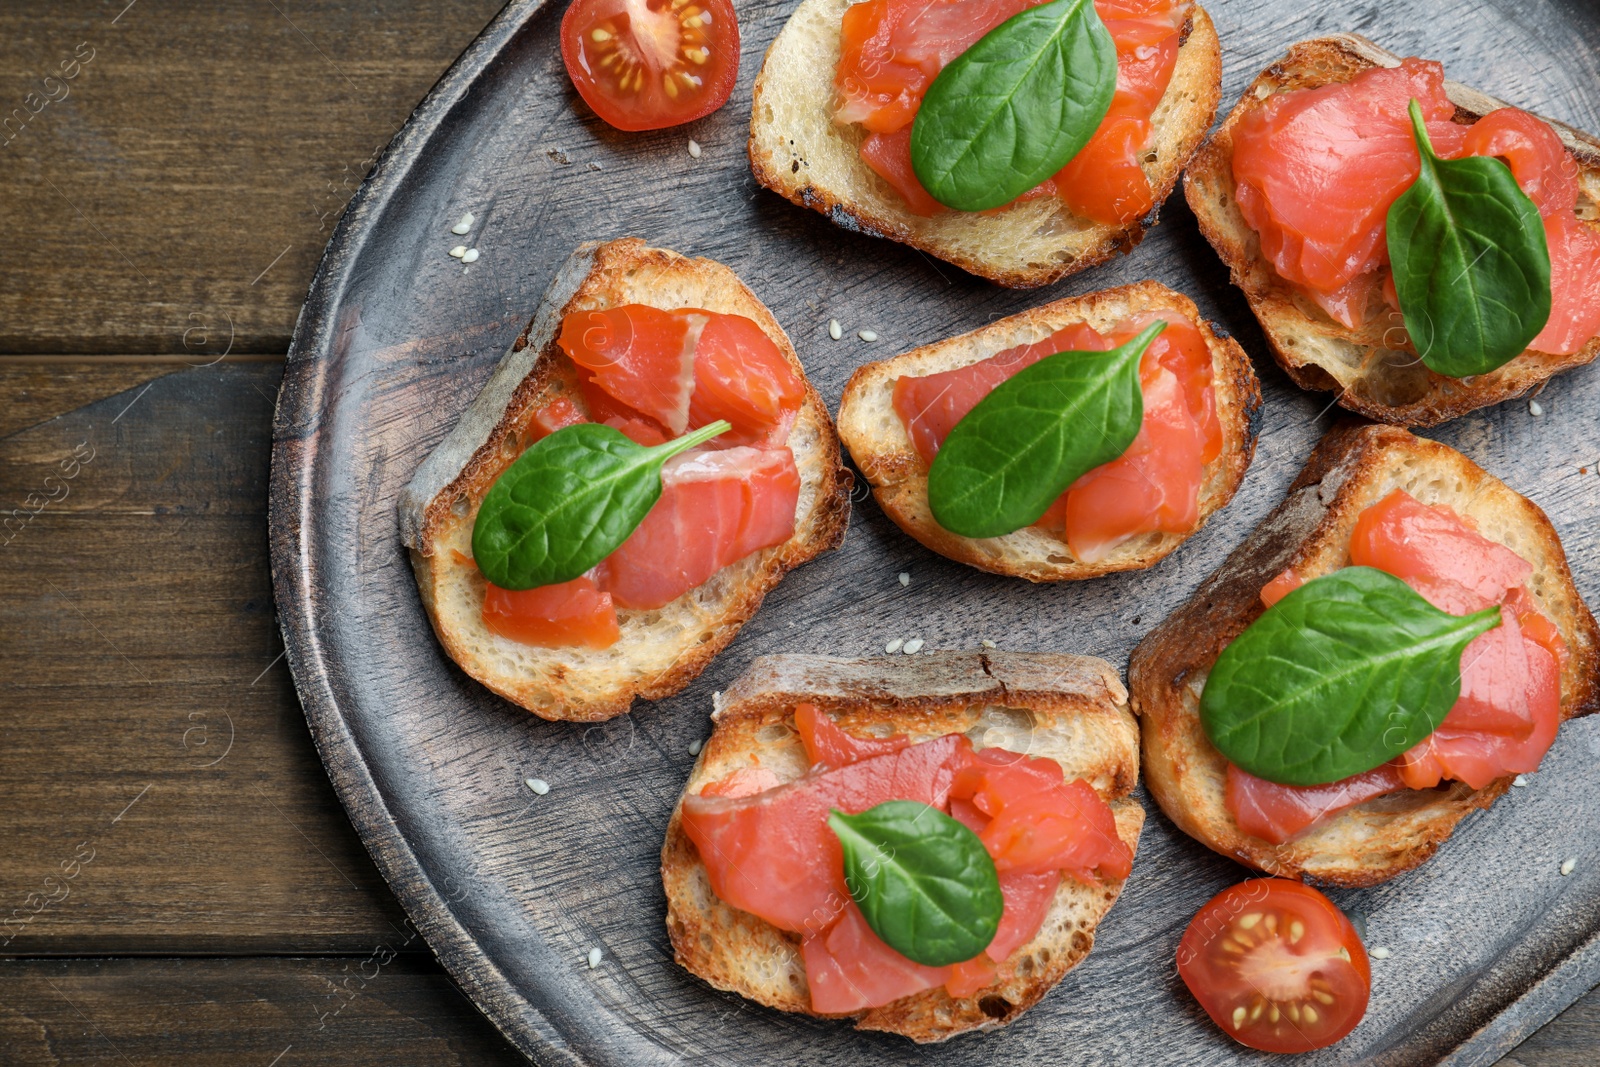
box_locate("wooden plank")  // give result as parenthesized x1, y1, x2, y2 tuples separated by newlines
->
(0, 957, 523, 1065)
(0, 0, 504, 355)
(0, 360, 180, 439)
(0, 954, 1589, 1065)
(0, 362, 405, 953)
(1503, 990, 1600, 1067)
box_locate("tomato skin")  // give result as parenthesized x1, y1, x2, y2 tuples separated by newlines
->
(560, 0, 740, 132)
(1178, 879, 1370, 1054)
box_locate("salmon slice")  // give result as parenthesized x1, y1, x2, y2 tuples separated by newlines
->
(1233, 58, 1461, 296)
(525, 396, 588, 439)
(680, 734, 973, 933)
(794, 702, 910, 768)
(894, 313, 1218, 562)
(802, 900, 954, 1012)
(950, 748, 1133, 881)
(1532, 210, 1600, 356)
(803, 867, 1063, 1011)
(893, 321, 1109, 462)
(1232, 60, 1600, 342)
(596, 446, 800, 610)
(942, 870, 1060, 997)
(685, 729, 1127, 1009)
(481, 576, 621, 649)
(837, 0, 1185, 220)
(1461, 108, 1580, 218)
(1227, 489, 1569, 837)
(1225, 763, 1409, 845)
(1052, 2, 1183, 224)
(1349, 490, 1531, 604)
(558, 305, 701, 434)
(687, 312, 806, 447)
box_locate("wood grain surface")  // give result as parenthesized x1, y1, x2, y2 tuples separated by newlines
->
(1, 0, 1598, 1063)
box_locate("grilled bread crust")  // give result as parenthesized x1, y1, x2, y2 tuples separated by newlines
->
(1128, 423, 1600, 887)
(1184, 34, 1600, 427)
(397, 239, 852, 722)
(835, 281, 1261, 580)
(661, 652, 1144, 1041)
(748, 0, 1222, 288)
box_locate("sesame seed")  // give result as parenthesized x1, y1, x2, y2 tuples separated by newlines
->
(688, 139, 702, 158)
(898, 572, 910, 587)
(858, 329, 878, 342)
(448, 245, 467, 259)
(903, 638, 925, 654)
(1529, 400, 1544, 416)
(885, 638, 903, 654)
(451, 211, 475, 235)
(526, 777, 550, 795)
(980, 639, 996, 649)
(587, 946, 603, 969)
(1562, 858, 1577, 876)
(688, 739, 703, 756)
(828, 318, 842, 341)
(1513, 774, 1529, 788)
(462, 248, 480, 264)
(1370, 946, 1391, 960)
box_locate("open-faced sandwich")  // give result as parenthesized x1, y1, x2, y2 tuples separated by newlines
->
(1129, 422, 1599, 886)
(397, 239, 852, 721)
(749, 0, 1223, 287)
(1185, 34, 1600, 426)
(662, 652, 1143, 1040)
(836, 281, 1260, 580)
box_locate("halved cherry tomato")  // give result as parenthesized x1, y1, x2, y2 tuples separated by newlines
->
(560, 0, 740, 132)
(1178, 879, 1370, 1053)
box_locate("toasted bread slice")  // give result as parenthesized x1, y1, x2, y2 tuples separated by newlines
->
(835, 281, 1261, 581)
(747, 0, 1222, 288)
(661, 652, 1144, 1042)
(1128, 422, 1600, 887)
(1184, 34, 1600, 427)
(397, 239, 852, 722)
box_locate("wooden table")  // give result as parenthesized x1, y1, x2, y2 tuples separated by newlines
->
(0, 2, 1592, 1063)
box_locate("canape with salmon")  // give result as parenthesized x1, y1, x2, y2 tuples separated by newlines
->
(1129, 423, 1599, 886)
(662, 652, 1144, 1041)
(748, 0, 1223, 287)
(835, 282, 1260, 580)
(1185, 35, 1600, 426)
(398, 239, 851, 721)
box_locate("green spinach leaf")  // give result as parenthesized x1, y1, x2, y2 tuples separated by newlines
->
(1388, 98, 1551, 378)
(470, 419, 729, 590)
(910, 0, 1117, 212)
(1200, 567, 1502, 786)
(926, 320, 1163, 539)
(828, 801, 1002, 967)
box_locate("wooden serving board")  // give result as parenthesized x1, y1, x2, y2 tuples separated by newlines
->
(267, 0, 1600, 1062)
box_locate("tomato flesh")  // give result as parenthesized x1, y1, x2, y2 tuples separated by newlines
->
(1179, 879, 1370, 1053)
(892, 312, 1219, 562)
(560, 0, 740, 131)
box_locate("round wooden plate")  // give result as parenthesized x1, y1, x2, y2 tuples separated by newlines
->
(269, 0, 1600, 1063)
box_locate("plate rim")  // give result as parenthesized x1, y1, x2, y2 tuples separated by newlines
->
(268, 0, 581, 1061)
